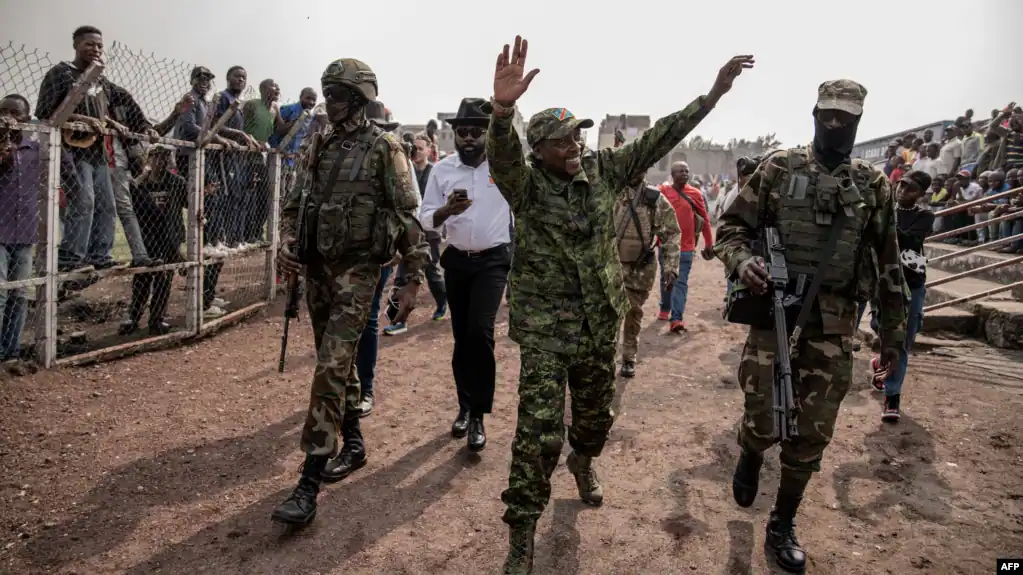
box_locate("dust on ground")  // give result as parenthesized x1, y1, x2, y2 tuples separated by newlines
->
(1, 258, 1021, 574)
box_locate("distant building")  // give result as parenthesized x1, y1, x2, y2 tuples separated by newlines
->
(398, 107, 529, 156)
(597, 112, 771, 184)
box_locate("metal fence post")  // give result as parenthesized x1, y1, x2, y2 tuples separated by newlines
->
(266, 152, 282, 303)
(34, 126, 61, 367)
(185, 147, 203, 334)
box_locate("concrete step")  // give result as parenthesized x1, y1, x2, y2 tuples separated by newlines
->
(924, 242, 1023, 294)
(924, 268, 1023, 349)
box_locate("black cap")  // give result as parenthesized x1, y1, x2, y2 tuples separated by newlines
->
(900, 170, 932, 192)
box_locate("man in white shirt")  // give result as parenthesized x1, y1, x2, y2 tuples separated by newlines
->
(913, 142, 941, 179)
(938, 125, 963, 176)
(957, 169, 988, 242)
(419, 97, 513, 454)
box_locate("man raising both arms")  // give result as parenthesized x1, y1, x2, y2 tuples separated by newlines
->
(486, 35, 753, 574)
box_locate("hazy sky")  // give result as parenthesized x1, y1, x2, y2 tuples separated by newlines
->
(3, 0, 1021, 148)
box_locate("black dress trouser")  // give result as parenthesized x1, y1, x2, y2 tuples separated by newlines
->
(441, 243, 511, 415)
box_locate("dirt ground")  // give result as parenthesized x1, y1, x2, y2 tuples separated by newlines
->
(1, 257, 1021, 575)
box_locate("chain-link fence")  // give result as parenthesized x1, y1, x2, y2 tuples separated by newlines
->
(0, 39, 303, 368)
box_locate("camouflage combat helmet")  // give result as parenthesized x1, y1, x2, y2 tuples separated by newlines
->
(320, 58, 378, 102)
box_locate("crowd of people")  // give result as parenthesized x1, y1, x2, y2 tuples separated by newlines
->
(880, 105, 1023, 253)
(4, 22, 1023, 575)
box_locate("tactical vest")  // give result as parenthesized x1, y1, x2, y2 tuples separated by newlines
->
(306, 124, 399, 262)
(773, 150, 877, 296)
(614, 185, 659, 265)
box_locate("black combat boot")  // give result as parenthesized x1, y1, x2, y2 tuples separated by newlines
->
(732, 447, 764, 508)
(502, 521, 537, 575)
(322, 415, 367, 483)
(271, 454, 327, 526)
(619, 360, 636, 378)
(765, 470, 809, 573)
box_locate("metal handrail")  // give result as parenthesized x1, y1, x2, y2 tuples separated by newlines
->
(933, 185, 1023, 217)
(929, 233, 1023, 263)
(923, 280, 1023, 313)
(928, 210, 1023, 242)
(925, 254, 1023, 288)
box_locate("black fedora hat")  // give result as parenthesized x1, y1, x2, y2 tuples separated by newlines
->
(365, 100, 399, 132)
(446, 98, 492, 126)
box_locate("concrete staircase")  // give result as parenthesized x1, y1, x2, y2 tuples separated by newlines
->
(916, 243, 1023, 349)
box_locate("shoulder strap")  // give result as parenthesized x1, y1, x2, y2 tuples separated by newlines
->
(788, 209, 848, 344)
(319, 137, 359, 193)
(625, 192, 648, 249)
(348, 126, 384, 182)
(675, 187, 699, 212)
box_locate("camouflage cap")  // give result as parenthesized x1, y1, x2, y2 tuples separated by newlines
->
(526, 108, 594, 148)
(816, 79, 867, 116)
(321, 58, 378, 101)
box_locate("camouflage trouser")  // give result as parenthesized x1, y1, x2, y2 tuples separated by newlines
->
(501, 344, 617, 526)
(300, 259, 381, 457)
(621, 288, 650, 363)
(620, 262, 657, 363)
(737, 329, 854, 473)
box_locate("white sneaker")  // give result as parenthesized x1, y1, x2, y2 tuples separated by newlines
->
(211, 297, 230, 308)
(203, 305, 226, 319)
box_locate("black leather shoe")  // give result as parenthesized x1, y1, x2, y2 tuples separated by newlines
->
(732, 448, 764, 508)
(451, 410, 470, 438)
(467, 416, 486, 452)
(766, 512, 807, 573)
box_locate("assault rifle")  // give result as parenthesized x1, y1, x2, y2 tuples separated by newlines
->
(763, 226, 799, 442)
(278, 192, 306, 373)
(278, 133, 321, 373)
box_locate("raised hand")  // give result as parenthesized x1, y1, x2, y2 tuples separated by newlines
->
(707, 55, 755, 107)
(493, 35, 540, 106)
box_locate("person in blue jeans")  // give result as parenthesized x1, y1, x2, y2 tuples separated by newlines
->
(870, 170, 934, 422)
(0, 94, 73, 360)
(354, 265, 393, 416)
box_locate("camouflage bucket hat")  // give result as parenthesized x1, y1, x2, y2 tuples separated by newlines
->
(321, 58, 378, 102)
(816, 79, 867, 116)
(526, 108, 594, 148)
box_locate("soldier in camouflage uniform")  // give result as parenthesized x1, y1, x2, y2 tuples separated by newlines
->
(714, 79, 907, 573)
(614, 178, 681, 378)
(273, 58, 429, 527)
(486, 36, 753, 574)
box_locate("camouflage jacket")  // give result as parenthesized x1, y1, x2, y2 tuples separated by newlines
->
(280, 116, 429, 284)
(714, 148, 907, 350)
(614, 184, 681, 292)
(486, 97, 712, 354)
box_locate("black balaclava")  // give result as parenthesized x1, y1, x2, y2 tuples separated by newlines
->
(325, 84, 367, 127)
(812, 107, 861, 172)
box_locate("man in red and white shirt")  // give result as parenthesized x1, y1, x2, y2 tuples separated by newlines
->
(658, 161, 713, 332)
